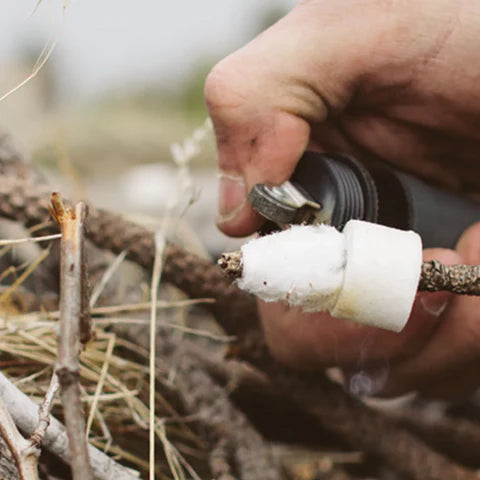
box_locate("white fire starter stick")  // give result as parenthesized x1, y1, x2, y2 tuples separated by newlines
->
(220, 220, 423, 332)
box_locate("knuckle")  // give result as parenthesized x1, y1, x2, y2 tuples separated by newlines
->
(203, 65, 224, 109)
(204, 59, 248, 117)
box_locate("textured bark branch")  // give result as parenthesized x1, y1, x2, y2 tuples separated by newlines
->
(220, 251, 480, 296)
(194, 349, 479, 480)
(207, 352, 480, 471)
(27, 374, 59, 450)
(419, 260, 480, 295)
(51, 195, 93, 480)
(266, 365, 476, 480)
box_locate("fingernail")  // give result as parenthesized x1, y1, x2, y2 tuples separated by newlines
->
(420, 293, 449, 317)
(217, 172, 246, 223)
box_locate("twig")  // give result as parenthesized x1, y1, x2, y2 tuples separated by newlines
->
(0, 233, 62, 246)
(18, 298, 215, 321)
(0, 2, 66, 104)
(51, 195, 93, 480)
(90, 298, 215, 314)
(27, 373, 60, 449)
(219, 251, 480, 296)
(149, 231, 167, 480)
(0, 371, 139, 480)
(0, 395, 39, 479)
(85, 334, 115, 439)
(93, 317, 234, 342)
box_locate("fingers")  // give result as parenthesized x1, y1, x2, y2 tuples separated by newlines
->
(261, 223, 480, 399)
(207, 0, 477, 237)
(380, 223, 480, 398)
(212, 108, 310, 236)
(205, 0, 384, 236)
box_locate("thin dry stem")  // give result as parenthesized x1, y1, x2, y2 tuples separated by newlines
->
(0, 2, 65, 103)
(16, 298, 215, 322)
(28, 373, 60, 449)
(53, 196, 93, 480)
(0, 233, 62, 246)
(157, 421, 201, 480)
(86, 334, 116, 438)
(149, 232, 167, 480)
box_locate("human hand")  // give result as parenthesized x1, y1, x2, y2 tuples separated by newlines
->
(205, 0, 480, 397)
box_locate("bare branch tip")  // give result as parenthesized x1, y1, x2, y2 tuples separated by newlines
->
(218, 251, 243, 279)
(49, 192, 75, 225)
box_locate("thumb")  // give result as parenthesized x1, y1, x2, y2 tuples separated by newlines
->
(204, 1, 376, 236)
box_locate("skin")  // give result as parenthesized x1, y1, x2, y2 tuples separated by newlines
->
(204, 0, 480, 398)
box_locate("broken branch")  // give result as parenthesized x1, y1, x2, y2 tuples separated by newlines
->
(52, 195, 93, 480)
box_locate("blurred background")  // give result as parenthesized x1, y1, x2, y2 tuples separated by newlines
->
(0, 0, 296, 255)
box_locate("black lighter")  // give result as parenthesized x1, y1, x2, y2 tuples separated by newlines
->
(248, 151, 480, 249)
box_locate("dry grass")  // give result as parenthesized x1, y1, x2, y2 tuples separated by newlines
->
(0, 1, 67, 104)
(0, 237, 218, 478)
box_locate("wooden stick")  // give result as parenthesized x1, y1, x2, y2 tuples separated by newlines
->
(51, 194, 94, 480)
(27, 373, 60, 449)
(219, 252, 480, 296)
